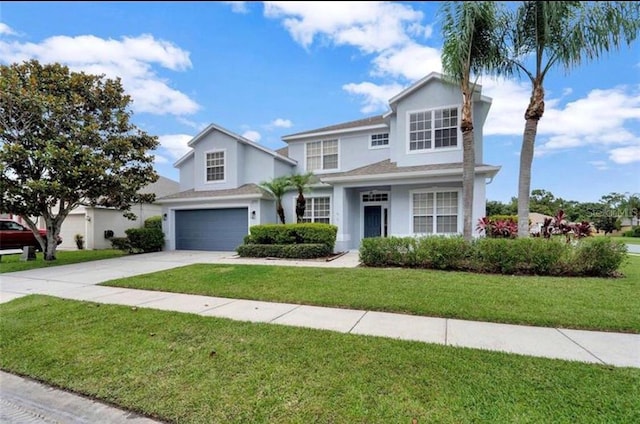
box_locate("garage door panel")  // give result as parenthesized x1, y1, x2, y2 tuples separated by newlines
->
(175, 208, 248, 251)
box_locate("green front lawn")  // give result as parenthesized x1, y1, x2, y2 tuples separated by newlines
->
(103, 255, 640, 333)
(2, 296, 638, 423)
(0, 249, 126, 273)
(608, 236, 640, 245)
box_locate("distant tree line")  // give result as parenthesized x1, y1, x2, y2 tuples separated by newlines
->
(487, 190, 640, 233)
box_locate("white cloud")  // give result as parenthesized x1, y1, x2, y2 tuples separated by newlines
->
(342, 81, 405, 114)
(153, 154, 170, 165)
(177, 117, 208, 131)
(269, 118, 293, 128)
(0, 23, 16, 36)
(609, 145, 640, 164)
(158, 134, 193, 160)
(225, 1, 249, 13)
(264, 1, 427, 53)
(372, 42, 441, 80)
(263, 1, 435, 113)
(0, 33, 199, 116)
(242, 130, 262, 142)
(588, 160, 609, 171)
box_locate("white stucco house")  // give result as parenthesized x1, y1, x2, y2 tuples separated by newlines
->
(55, 176, 179, 250)
(157, 72, 501, 252)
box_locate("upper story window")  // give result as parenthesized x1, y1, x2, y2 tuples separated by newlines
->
(205, 150, 225, 182)
(306, 139, 338, 171)
(300, 197, 331, 224)
(370, 133, 389, 148)
(409, 107, 458, 151)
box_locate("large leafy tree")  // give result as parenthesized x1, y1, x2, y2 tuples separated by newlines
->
(440, 1, 501, 241)
(0, 60, 159, 260)
(496, 1, 640, 237)
(259, 176, 291, 224)
(288, 172, 314, 223)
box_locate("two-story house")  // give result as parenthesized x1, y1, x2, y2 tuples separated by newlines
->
(158, 72, 500, 252)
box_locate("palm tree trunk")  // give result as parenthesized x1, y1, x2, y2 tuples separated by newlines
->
(276, 201, 286, 224)
(518, 81, 545, 237)
(296, 193, 306, 223)
(462, 127, 475, 241)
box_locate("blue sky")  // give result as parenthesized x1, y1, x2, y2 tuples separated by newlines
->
(1, 1, 638, 203)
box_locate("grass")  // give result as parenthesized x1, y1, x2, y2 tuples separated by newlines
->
(0, 249, 126, 273)
(1, 295, 638, 423)
(103, 255, 640, 333)
(608, 236, 640, 245)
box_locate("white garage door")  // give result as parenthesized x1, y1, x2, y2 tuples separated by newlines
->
(59, 214, 86, 250)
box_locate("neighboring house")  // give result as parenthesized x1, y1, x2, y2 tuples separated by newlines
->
(53, 176, 179, 250)
(529, 212, 554, 234)
(158, 72, 500, 252)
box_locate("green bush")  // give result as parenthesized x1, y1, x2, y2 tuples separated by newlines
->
(359, 236, 627, 277)
(416, 236, 472, 270)
(571, 238, 628, 277)
(360, 237, 418, 268)
(473, 238, 569, 275)
(110, 237, 132, 252)
(237, 243, 330, 259)
(247, 223, 337, 251)
(144, 215, 162, 230)
(488, 215, 517, 223)
(123, 227, 164, 253)
(622, 226, 640, 237)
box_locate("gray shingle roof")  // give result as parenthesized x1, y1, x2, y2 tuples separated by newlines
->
(321, 159, 495, 179)
(275, 146, 289, 157)
(283, 115, 386, 139)
(157, 183, 271, 201)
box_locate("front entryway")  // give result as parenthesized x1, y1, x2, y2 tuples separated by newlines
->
(361, 191, 389, 239)
(364, 206, 382, 238)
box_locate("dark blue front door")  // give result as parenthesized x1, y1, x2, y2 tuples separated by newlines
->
(364, 205, 382, 238)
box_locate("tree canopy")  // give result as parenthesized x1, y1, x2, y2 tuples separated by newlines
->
(0, 60, 159, 259)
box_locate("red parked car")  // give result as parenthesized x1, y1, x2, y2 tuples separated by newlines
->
(0, 219, 62, 251)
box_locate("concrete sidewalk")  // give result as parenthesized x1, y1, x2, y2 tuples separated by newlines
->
(1, 250, 637, 368)
(1, 250, 638, 423)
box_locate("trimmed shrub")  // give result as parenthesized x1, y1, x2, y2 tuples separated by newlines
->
(246, 223, 337, 251)
(237, 243, 330, 259)
(144, 215, 162, 230)
(622, 226, 640, 237)
(110, 237, 132, 252)
(359, 235, 627, 277)
(571, 237, 628, 277)
(359, 237, 418, 268)
(414, 236, 473, 270)
(473, 237, 571, 275)
(124, 227, 164, 253)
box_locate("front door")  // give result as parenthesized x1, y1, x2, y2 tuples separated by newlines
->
(364, 205, 382, 238)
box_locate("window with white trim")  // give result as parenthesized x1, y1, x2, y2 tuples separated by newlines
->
(306, 139, 338, 171)
(301, 197, 331, 224)
(205, 151, 225, 182)
(370, 133, 389, 148)
(409, 107, 458, 151)
(412, 191, 458, 234)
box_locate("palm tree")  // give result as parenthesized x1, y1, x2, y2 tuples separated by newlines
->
(440, 1, 501, 241)
(496, 1, 640, 237)
(288, 172, 314, 223)
(259, 176, 291, 224)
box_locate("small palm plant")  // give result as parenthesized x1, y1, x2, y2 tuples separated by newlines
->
(259, 176, 291, 224)
(288, 172, 314, 223)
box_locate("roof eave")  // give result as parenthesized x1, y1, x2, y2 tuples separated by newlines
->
(156, 193, 269, 204)
(320, 165, 501, 183)
(282, 123, 389, 142)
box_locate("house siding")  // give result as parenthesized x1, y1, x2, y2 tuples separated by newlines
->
(391, 81, 464, 167)
(194, 131, 239, 191)
(178, 155, 195, 191)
